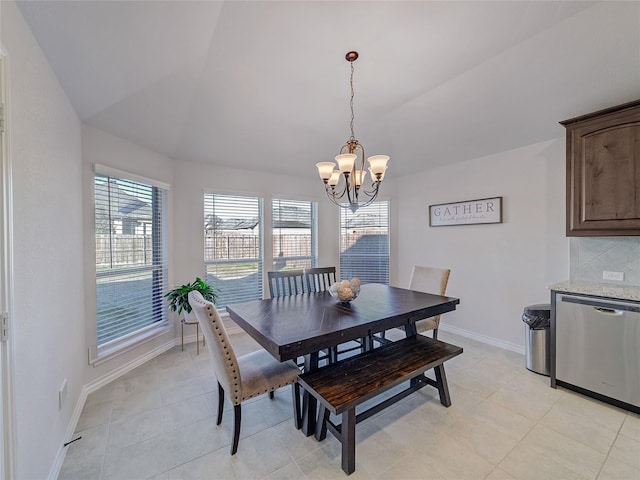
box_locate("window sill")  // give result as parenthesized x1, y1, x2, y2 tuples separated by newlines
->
(89, 322, 171, 367)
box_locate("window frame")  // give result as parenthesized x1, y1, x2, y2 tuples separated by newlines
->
(271, 197, 318, 272)
(339, 201, 390, 285)
(90, 164, 170, 364)
(204, 191, 264, 309)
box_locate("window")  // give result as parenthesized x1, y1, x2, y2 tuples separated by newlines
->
(272, 198, 317, 271)
(94, 171, 168, 348)
(204, 193, 263, 308)
(339, 201, 390, 284)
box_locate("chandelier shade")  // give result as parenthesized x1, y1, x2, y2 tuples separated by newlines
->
(316, 51, 389, 212)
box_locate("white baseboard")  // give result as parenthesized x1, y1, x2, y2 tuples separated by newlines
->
(439, 324, 525, 356)
(48, 338, 177, 480)
(47, 387, 88, 480)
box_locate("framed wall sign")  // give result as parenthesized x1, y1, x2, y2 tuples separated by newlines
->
(429, 196, 502, 227)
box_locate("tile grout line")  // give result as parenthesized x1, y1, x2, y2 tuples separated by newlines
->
(593, 414, 627, 480)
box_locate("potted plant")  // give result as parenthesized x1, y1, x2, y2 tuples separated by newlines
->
(164, 277, 219, 317)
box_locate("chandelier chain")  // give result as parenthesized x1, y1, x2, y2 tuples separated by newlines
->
(349, 60, 355, 141)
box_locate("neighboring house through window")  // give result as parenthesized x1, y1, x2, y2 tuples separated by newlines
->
(339, 201, 390, 284)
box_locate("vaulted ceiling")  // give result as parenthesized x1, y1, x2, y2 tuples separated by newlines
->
(15, 1, 640, 178)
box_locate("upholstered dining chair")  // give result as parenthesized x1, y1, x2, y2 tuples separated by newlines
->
(408, 265, 451, 339)
(188, 291, 301, 455)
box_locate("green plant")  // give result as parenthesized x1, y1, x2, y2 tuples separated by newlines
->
(164, 277, 218, 315)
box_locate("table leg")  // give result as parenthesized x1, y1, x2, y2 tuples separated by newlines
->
(301, 351, 319, 436)
(404, 322, 417, 337)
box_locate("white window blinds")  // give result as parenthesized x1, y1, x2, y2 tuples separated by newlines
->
(204, 193, 263, 308)
(339, 201, 390, 284)
(94, 173, 168, 347)
(272, 198, 317, 271)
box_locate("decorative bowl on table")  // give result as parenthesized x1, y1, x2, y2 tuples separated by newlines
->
(329, 278, 361, 303)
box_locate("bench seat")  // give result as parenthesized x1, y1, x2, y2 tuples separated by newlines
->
(298, 335, 463, 475)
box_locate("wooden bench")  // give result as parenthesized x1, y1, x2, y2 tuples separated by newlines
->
(297, 335, 463, 475)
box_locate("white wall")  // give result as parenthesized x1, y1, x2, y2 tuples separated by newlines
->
(393, 138, 568, 350)
(1, 2, 85, 478)
(81, 125, 177, 380)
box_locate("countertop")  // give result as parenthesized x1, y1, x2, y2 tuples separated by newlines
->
(549, 280, 640, 302)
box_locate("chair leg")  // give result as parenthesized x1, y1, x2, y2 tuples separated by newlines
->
(433, 328, 438, 340)
(328, 346, 338, 364)
(269, 391, 274, 400)
(196, 323, 200, 355)
(231, 404, 242, 455)
(217, 382, 224, 425)
(292, 382, 302, 430)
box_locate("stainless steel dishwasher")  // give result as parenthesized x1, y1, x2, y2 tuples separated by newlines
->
(554, 293, 640, 412)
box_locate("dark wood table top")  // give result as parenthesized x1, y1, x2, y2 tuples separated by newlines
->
(226, 283, 460, 362)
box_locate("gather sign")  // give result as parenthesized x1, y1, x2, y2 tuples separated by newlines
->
(429, 197, 502, 226)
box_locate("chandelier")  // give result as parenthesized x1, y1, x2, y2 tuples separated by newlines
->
(316, 51, 389, 212)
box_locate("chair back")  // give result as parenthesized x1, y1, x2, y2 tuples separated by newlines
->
(188, 291, 241, 404)
(409, 266, 451, 325)
(304, 267, 337, 293)
(267, 269, 305, 298)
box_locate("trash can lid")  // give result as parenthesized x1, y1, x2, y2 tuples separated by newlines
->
(523, 303, 551, 317)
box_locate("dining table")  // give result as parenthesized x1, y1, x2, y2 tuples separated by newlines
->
(226, 282, 461, 436)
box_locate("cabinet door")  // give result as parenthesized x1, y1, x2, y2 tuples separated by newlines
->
(565, 103, 640, 236)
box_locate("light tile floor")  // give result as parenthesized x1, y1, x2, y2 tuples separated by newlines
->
(59, 330, 640, 479)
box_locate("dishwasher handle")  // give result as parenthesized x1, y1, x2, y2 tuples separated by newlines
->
(561, 295, 640, 314)
(594, 307, 624, 316)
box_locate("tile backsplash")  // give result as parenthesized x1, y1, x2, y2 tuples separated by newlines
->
(570, 237, 640, 286)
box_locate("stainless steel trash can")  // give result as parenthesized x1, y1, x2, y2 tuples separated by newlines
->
(523, 304, 551, 376)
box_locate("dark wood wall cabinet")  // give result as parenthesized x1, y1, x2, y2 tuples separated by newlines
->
(561, 99, 640, 236)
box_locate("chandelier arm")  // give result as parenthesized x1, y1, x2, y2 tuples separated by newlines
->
(326, 179, 348, 200)
(357, 195, 379, 209)
(361, 181, 381, 197)
(324, 188, 345, 207)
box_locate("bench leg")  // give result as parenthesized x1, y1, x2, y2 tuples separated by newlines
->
(341, 409, 356, 475)
(292, 382, 302, 430)
(315, 405, 329, 441)
(435, 364, 451, 407)
(302, 352, 320, 436)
